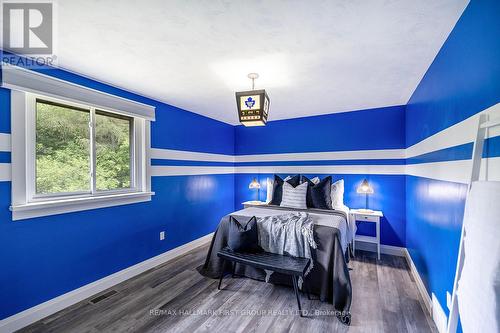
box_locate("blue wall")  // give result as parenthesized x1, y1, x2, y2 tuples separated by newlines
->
(0, 63, 235, 319)
(405, 0, 500, 148)
(235, 105, 405, 155)
(405, 0, 500, 322)
(234, 106, 407, 247)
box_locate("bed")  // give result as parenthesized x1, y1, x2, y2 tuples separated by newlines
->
(199, 204, 355, 321)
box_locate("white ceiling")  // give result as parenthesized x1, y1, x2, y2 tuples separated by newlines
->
(56, 0, 469, 124)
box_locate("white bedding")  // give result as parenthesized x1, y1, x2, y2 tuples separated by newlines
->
(232, 205, 353, 253)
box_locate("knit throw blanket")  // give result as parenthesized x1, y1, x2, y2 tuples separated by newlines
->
(257, 212, 317, 287)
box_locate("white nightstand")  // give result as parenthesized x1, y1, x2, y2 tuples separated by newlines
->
(242, 201, 267, 208)
(350, 209, 383, 260)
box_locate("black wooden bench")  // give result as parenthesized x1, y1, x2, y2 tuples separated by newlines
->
(217, 248, 311, 317)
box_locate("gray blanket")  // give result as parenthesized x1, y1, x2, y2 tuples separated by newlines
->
(258, 212, 317, 285)
(199, 211, 352, 316)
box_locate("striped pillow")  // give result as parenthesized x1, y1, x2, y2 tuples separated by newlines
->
(280, 182, 308, 209)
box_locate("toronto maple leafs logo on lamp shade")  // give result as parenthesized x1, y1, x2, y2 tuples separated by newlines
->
(235, 73, 270, 126)
(245, 97, 256, 108)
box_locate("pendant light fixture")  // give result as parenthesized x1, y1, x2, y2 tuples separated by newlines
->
(235, 73, 270, 126)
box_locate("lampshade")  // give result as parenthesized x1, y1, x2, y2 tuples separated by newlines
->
(357, 179, 374, 194)
(236, 89, 270, 127)
(249, 178, 261, 189)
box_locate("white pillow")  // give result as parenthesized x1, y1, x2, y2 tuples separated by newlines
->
(267, 175, 294, 203)
(266, 178, 273, 203)
(280, 182, 308, 209)
(331, 179, 344, 209)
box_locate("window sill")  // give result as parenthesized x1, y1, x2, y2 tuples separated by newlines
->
(10, 191, 155, 221)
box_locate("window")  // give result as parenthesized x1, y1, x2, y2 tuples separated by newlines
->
(34, 100, 135, 197)
(5, 69, 156, 221)
(9, 93, 153, 220)
(4, 65, 155, 220)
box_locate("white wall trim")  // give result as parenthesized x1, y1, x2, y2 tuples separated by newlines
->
(0, 133, 10, 152)
(11, 191, 155, 221)
(0, 232, 214, 333)
(1, 63, 156, 121)
(432, 293, 448, 333)
(403, 249, 432, 314)
(10, 90, 27, 207)
(404, 248, 448, 333)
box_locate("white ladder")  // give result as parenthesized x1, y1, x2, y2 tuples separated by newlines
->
(447, 111, 500, 333)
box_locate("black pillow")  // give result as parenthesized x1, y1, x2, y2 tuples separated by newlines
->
(227, 216, 261, 253)
(270, 174, 300, 205)
(301, 176, 332, 209)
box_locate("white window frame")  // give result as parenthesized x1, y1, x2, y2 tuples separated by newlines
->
(3, 64, 155, 220)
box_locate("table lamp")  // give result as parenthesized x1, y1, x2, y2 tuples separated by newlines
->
(357, 179, 374, 213)
(249, 178, 261, 202)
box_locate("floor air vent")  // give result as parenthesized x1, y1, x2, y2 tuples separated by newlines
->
(89, 290, 117, 304)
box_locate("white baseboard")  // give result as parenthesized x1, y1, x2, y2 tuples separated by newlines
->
(0, 233, 214, 333)
(354, 241, 406, 257)
(403, 249, 448, 333)
(403, 249, 432, 314)
(432, 292, 448, 333)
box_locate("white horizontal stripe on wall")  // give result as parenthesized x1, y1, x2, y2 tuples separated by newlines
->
(151, 166, 235, 176)
(149, 148, 406, 163)
(150, 165, 405, 177)
(234, 149, 405, 162)
(233, 165, 405, 175)
(0, 133, 11, 152)
(406, 157, 500, 184)
(150, 160, 500, 183)
(406, 103, 500, 158)
(0, 163, 11, 181)
(150, 148, 234, 162)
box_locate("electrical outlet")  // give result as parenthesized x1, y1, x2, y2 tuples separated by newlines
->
(446, 291, 452, 310)
(159, 231, 165, 241)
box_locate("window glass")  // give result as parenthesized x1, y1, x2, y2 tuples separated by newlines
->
(36, 100, 91, 194)
(95, 111, 132, 191)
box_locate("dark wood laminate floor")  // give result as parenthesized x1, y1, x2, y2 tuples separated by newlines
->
(19, 245, 437, 333)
